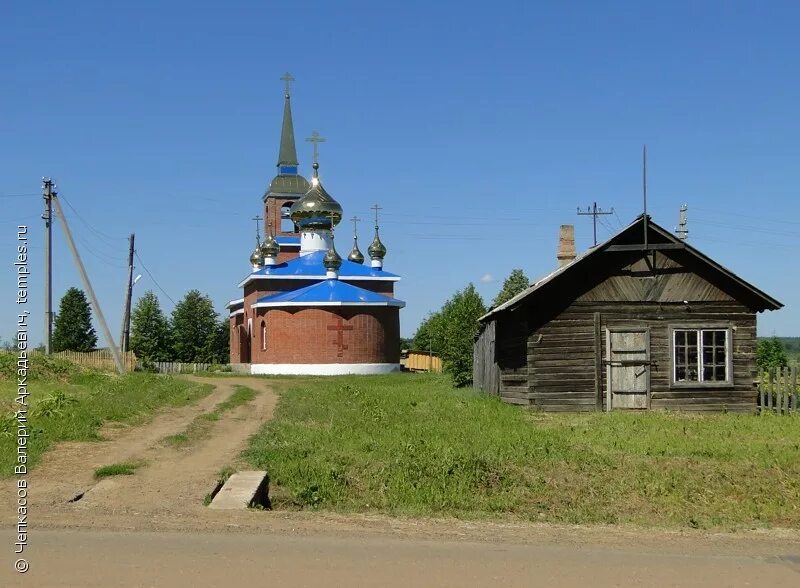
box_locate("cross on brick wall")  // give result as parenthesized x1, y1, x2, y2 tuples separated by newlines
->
(327, 317, 354, 358)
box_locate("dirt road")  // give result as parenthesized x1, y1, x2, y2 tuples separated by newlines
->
(1, 376, 798, 586)
(3, 527, 799, 587)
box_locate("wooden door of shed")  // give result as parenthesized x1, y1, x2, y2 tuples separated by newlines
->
(605, 329, 650, 410)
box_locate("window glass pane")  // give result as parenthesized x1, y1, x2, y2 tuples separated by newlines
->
(675, 366, 686, 381)
(675, 331, 685, 345)
(686, 331, 698, 346)
(688, 347, 698, 366)
(714, 347, 726, 364)
(703, 347, 713, 364)
(703, 366, 714, 381)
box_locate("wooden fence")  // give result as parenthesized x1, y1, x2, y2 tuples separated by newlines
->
(758, 366, 798, 415)
(27, 350, 213, 375)
(28, 349, 137, 372)
(148, 361, 212, 374)
(402, 351, 443, 373)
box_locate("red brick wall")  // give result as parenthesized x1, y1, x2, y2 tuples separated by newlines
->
(249, 307, 400, 365)
(277, 249, 299, 263)
(264, 196, 299, 238)
(229, 313, 246, 363)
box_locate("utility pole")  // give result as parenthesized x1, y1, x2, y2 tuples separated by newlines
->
(577, 202, 614, 246)
(675, 204, 688, 240)
(42, 178, 54, 353)
(51, 191, 125, 374)
(120, 233, 135, 353)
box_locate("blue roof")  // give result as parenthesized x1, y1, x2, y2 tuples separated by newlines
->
(253, 279, 405, 308)
(241, 250, 400, 286)
(276, 235, 300, 246)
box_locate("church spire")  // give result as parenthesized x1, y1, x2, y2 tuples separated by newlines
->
(277, 72, 299, 170)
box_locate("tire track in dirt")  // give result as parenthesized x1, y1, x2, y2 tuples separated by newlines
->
(72, 377, 276, 522)
(0, 377, 275, 525)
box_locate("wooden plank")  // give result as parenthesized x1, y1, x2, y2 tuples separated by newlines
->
(779, 367, 787, 415)
(594, 311, 602, 412)
(792, 365, 798, 415)
(769, 368, 774, 412)
(604, 243, 686, 252)
(500, 396, 530, 406)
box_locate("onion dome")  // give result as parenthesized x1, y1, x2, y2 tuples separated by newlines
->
(289, 163, 343, 230)
(368, 226, 387, 261)
(323, 242, 342, 274)
(249, 245, 263, 268)
(260, 233, 280, 259)
(348, 235, 365, 264)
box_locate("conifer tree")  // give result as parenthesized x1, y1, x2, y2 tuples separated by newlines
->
(492, 268, 530, 308)
(756, 337, 789, 371)
(52, 287, 97, 352)
(130, 290, 171, 362)
(171, 290, 219, 362)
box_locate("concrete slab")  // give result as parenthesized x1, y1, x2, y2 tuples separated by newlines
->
(208, 471, 269, 510)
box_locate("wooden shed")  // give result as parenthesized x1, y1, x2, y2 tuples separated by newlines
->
(474, 216, 782, 412)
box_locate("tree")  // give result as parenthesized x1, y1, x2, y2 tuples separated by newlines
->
(171, 290, 219, 362)
(413, 284, 486, 387)
(492, 268, 530, 308)
(202, 319, 230, 364)
(130, 290, 172, 362)
(439, 283, 486, 387)
(412, 310, 445, 352)
(756, 337, 788, 372)
(52, 287, 97, 352)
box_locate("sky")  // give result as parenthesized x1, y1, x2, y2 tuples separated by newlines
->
(2, 0, 799, 346)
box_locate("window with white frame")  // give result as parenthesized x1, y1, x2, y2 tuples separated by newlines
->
(672, 328, 731, 384)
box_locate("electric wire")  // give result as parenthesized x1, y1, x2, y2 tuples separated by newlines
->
(134, 251, 177, 306)
(58, 194, 127, 245)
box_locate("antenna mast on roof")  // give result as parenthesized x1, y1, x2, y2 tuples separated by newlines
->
(643, 144, 648, 250)
(675, 204, 688, 240)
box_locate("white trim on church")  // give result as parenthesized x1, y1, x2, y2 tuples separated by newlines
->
(251, 300, 405, 309)
(238, 274, 400, 288)
(251, 363, 401, 376)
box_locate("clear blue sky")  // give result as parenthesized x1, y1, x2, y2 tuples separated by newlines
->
(2, 1, 799, 346)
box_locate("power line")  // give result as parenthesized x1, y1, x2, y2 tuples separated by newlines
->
(59, 194, 127, 245)
(134, 250, 176, 306)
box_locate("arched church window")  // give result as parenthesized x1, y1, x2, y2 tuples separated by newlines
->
(261, 320, 267, 351)
(280, 202, 295, 233)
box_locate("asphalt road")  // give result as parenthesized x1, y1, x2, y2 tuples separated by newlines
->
(2, 528, 799, 587)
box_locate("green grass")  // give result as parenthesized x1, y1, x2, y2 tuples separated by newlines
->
(243, 373, 800, 530)
(0, 351, 211, 476)
(161, 385, 258, 447)
(94, 461, 142, 479)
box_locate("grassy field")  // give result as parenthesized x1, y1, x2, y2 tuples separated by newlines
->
(244, 373, 800, 530)
(0, 351, 210, 476)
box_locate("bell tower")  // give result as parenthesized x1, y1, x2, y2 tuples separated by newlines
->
(263, 72, 310, 259)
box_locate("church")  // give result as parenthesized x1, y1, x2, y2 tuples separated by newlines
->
(228, 74, 404, 375)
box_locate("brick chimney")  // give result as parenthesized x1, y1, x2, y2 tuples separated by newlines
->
(557, 224, 576, 267)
